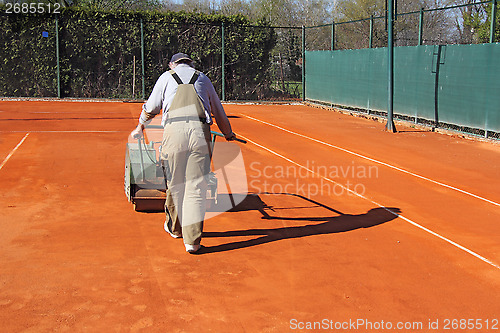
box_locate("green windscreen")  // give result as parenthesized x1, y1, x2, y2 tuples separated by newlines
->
(305, 43, 500, 133)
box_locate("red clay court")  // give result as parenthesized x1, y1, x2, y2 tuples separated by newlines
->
(0, 100, 499, 332)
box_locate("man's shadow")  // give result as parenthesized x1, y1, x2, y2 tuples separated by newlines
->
(198, 193, 401, 254)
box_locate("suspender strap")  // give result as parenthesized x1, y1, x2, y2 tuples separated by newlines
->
(188, 71, 200, 84)
(169, 69, 200, 85)
(169, 70, 183, 85)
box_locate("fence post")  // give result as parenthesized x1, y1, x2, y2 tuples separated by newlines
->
(384, 0, 388, 30)
(418, 8, 424, 45)
(491, 0, 498, 43)
(433, 45, 443, 131)
(302, 26, 305, 101)
(369, 15, 374, 48)
(55, 14, 61, 98)
(331, 21, 335, 51)
(386, 0, 396, 132)
(140, 18, 145, 100)
(221, 22, 225, 101)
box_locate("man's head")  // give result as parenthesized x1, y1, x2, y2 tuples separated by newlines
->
(169, 53, 194, 69)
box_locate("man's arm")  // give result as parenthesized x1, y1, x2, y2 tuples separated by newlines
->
(131, 74, 166, 138)
(206, 78, 235, 140)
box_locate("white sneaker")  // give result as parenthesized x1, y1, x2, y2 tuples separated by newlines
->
(164, 221, 182, 239)
(185, 244, 201, 253)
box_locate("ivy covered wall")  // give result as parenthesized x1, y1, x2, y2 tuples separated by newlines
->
(0, 8, 277, 100)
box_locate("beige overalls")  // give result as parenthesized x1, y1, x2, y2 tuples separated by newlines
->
(161, 70, 212, 246)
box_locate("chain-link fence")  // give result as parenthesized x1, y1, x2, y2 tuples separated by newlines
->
(0, 9, 303, 101)
(304, 1, 499, 140)
(0, 13, 58, 97)
(59, 14, 141, 98)
(267, 27, 303, 100)
(306, 0, 498, 51)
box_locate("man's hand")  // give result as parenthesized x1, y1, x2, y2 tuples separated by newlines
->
(225, 132, 237, 141)
(131, 124, 144, 139)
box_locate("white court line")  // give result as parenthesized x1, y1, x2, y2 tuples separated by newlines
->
(242, 114, 500, 208)
(0, 133, 30, 172)
(0, 111, 125, 114)
(238, 133, 500, 270)
(0, 130, 125, 133)
(17, 111, 128, 114)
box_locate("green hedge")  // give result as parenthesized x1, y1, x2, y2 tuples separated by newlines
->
(0, 13, 58, 97)
(0, 8, 276, 100)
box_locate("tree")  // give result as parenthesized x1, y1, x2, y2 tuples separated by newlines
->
(247, 0, 333, 26)
(476, 0, 500, 42)
(332, 0, 460, 49)
(218, 0, 253, 18)
(175, 0, 219, 13)
(451, 0, 499, 43)
(333, 0, 386, 49)
(446, 0, 488, 44)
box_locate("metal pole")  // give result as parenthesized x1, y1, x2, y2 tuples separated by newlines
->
(384, 0, 388, 31)
(433, 45, 442, 131)
(369, 15, 374, 48)
(55, 14, 61, 98)
(491, 0, 498, 43)
(418, 8, 424, 45)
(221, 22, 225, 101)
(331, 21, 335, 51)
(133, 55, 136, 98)
(386, 0, 396, 132)
(302, 26, 306, 101)
(140, 18, 145, 100)
(137, 138, 146, 183)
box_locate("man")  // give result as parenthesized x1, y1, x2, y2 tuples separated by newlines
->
(131, 53, 236, 253)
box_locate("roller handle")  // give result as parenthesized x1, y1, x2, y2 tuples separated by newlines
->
(211, 131, 247, 144)
(144, 126, 246, 144)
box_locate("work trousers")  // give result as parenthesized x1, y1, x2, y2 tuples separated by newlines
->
(161, 120, 211, 246)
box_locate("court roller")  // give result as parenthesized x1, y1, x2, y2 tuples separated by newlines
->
(124, 128, 244, 212)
